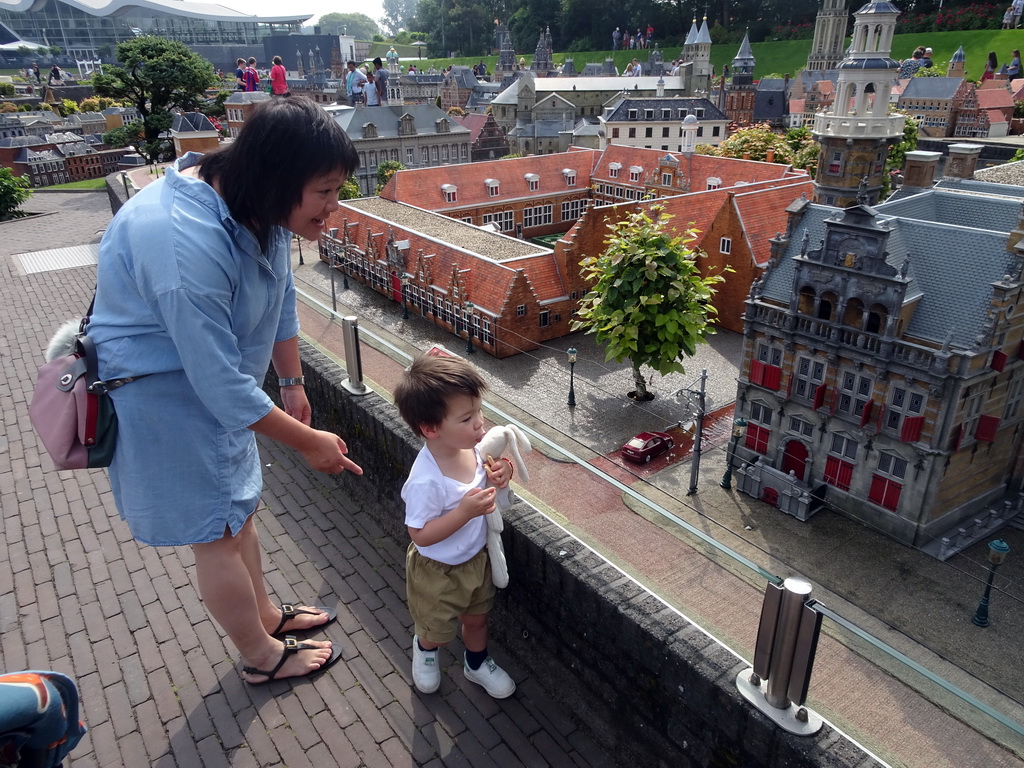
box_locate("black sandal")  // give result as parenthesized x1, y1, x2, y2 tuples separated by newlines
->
(271, 603, 338, 637)
(242, 636, 342, 685)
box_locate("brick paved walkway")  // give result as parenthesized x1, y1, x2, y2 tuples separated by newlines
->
(0, 193, 614, 767)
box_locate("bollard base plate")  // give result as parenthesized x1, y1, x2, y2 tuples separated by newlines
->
(341, 379, 369, 396)
(736, 668, 823, 736)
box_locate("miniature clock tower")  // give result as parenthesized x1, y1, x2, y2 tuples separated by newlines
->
(812, 1, 906, 207)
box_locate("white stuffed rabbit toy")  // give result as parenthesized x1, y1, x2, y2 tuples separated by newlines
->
(477, 424, 531, 588)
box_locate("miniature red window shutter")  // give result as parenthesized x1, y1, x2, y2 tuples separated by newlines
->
(900, 416, 924, 442)
(975, 414, 1000, 443)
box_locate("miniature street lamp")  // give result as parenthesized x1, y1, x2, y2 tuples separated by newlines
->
(567, 347, 578, 408)
(720, 417, 749, 490)
(464, 301, 475, 354)
(971, 539, 1011, 627)
(401, 274, 409, 320)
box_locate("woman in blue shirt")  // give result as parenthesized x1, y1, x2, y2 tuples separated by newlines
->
(89, 98, 363, 685)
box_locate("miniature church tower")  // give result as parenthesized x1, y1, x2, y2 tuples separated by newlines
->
(807, 0, 850, 72)
(530, 26, 555, 75)
(680, 16, 713, 94)
(947, 45, 966, 78)
(724, 32, 756, 126)
(811, 1, 905, 207)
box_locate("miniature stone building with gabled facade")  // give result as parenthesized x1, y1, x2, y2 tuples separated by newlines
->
(735, 177, 1024, 556)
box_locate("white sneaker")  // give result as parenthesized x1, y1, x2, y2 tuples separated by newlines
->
(412, 635, 440, 694)
(463, 655, 516, 698)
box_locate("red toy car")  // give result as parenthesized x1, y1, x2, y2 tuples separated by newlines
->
(621, 431, 675, 463)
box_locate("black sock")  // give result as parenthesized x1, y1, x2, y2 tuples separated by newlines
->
(417, 638, 433, 653)
(465, 648, 487, 670)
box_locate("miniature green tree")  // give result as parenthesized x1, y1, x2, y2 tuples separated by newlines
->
(573, 206, 730, 401)
(93, 36, 216, 163)
(376, 160, 405, 192)
(0, 167, 31, 220)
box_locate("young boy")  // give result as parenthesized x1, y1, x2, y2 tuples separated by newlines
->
(394, 354, 516, 698)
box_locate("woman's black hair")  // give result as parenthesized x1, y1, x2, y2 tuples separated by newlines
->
(196, 97, 359, 250)
(272, 55, 282, 66)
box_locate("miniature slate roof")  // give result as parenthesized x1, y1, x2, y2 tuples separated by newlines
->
(694, 17, 712, 45)
(732, 33, 756, 69)
(758, 192, 1021, 349)
(331, 104, 469, 139)
(900, 77, 963, 100)
(754, 80, 788, 122)
(604, 97, 726, 122)
(876, 187, 1022, 233)
(171, 112, 218, 133)
(0, 134, 44, 147)
(490, 75, 685, 105)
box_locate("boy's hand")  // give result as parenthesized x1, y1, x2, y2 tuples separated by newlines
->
(458, 486, 496, 519)
(484, 456, 512, 489)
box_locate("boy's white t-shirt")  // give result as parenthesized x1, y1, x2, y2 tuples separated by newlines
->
(402, 444, 488, 565)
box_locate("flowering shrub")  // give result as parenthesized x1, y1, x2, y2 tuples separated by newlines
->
(897, 3, 1002, 33)
(771, 21, 816, 40)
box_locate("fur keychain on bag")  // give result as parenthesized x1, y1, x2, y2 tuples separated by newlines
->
(45, 319, 84, 362)
(478, 424, 532, 589)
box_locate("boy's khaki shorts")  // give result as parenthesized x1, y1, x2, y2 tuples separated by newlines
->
(406, 544, 495, 645)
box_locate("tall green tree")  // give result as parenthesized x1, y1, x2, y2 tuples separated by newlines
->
(316, 12, 380, 40)
(573, 206, 729, 401)
(92, 37, 216, 163)
(381, 0, 420, 35)
(0, 166, 30, 220)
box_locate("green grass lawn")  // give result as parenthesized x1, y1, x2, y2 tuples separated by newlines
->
(36, 177, 107, 190)
(407, 28, 1024, 83)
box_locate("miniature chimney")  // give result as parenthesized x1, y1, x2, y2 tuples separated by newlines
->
(901, 150, 942, 189)
(944, 143, 983, 180)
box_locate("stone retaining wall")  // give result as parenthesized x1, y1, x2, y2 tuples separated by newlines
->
(265, 340, 879, 768)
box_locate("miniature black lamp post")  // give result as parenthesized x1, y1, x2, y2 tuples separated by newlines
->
(464, 301, 475, 354)
(720, 417, 749, 490)
(401, 274, 409, 320)
(972, 539, 1010, 627)
(567, 347, 578, 408)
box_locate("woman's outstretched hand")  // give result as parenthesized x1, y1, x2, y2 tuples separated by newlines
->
(301, 429, 363, 475)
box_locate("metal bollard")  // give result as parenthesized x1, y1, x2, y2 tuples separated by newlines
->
(340, 316, 368, 395)
(736, 577, 823, 735)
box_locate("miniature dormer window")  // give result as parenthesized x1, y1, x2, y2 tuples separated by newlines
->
(644, 109, 654, 120)
(525, 172, 539, 191)
(562, 168, 576, 186)
(485, 178, 500, 196)
(696, 108, 705, 118)
(678, 108, 688, 119)
(399, 114, 415, 136)
(609, 162, 621, 178)
(662, 108, 671, 120)
(441, 184, 457, 203)
(363, 122, 377, 138)
(628, 109, 638, 120)
(706, 177, 722, 190)
(629, 166, 642, 182)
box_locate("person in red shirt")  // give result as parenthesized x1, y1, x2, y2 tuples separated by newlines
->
(270, 55, 288, 96)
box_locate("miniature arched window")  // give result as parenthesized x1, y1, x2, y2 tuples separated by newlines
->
(441, 184, 457, 203)
(866, 303, 888, 335)
(818, 291, 837, 322)
(798, 286, 816, 315)
(524, 172, 539, 191)
(843, 297, 865, 329)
